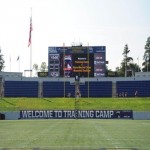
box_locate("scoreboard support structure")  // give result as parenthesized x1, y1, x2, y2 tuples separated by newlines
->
(75, 75, 81, 119)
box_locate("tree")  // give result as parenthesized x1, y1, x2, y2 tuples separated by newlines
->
(115, 66, 124, 77)
(115, 61, 140, 77)
(115, 44, 134, 77)
(122, 44, 133, 77)
(33, 64, 38, 76)
(33, 64, 38, 71)
(142, 37, 150, 72)
(40, 62, 47, 72)
(127, 62, 141, 76)
(0, 47, 5, 71)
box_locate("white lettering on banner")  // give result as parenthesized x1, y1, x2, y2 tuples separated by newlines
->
(95, 110, 114, 118)
(58, 111, 62, 118)
(22, 110, 28, 118)
(28, 111, 32, 118)
(40, 111, 43, 118)
(54, 111, 61, 118)
(110, 111, 114, 118)
(21, 110, 54, 118)
(72, 111, 76, 118)
(64, 111, 67, 118)
(95, 111, 99, 118)
(78, 110, 94, 118)
(67, 111, 72, 118)
(64, 111, 76, 118)
(35, 111, 39, 118)
(20, 110, 131, 119)
(60, 111, 76, 118)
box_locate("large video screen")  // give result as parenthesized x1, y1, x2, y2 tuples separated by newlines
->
(59, 54, 94, 77)
(48, 46, 106, 77)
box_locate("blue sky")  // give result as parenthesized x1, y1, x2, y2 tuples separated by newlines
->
(0, 0, 150, 74)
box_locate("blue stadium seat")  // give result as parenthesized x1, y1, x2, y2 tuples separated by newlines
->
(43, 81, 64, 97)
(116, 81, 150, 97)
(65, 82, 75, 97)
(80, 81, 112, 97)
(4, 81, 38, 97)
(43, 81, 112, 97)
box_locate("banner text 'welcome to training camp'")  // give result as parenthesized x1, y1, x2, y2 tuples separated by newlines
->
(20, 110, 133, 119)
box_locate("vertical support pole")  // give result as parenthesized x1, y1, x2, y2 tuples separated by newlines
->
(63, 43, 65, 97)
(87, 43, 89, 98)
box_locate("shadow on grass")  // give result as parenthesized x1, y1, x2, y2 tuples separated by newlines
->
(0, 98, 15, 106)
(41, 98, 53, 103)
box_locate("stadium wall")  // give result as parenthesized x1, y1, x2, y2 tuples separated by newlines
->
(0, 111, 150, 120)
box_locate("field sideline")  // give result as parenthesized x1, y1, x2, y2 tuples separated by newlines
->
(0, 119, 150, 150)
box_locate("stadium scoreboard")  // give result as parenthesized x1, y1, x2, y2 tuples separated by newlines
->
(48, 46, 106, 77)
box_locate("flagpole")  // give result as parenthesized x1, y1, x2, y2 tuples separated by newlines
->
(30, 37, 32, 77)
(30, 8, 32, 77)
(19, 56, 20, 72)
(10, 55, 11, 72)
(28, 8, 32, 77)
(16, 56, 20, 72)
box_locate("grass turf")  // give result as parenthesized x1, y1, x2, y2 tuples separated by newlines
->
(0, 119, 149, 150)
(0, 97, 150, 111)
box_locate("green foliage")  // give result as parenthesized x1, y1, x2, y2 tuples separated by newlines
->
(142, 37, 150, 72)
(33, 63, 38, 70)
(0, 47, 5, 71)
(0, 97, 149, 111)
(40, 62, 47, 72)
(116, 44, 141, 77)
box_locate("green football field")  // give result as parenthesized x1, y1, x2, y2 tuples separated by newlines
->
(0, 119, 150, 150)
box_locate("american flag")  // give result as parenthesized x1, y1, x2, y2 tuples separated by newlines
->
(28, 16, 33, 47)
(17, 56, 19, 61)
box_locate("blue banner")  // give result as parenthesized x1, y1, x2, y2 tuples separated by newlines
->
(48, 46, 106, 54)
(20, 110, 132, 119)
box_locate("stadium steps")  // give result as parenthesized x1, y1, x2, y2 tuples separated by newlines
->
(112, 81, 117, 97)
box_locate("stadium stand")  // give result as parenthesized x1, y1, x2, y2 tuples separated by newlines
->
(43, 81, 64, 97)
(79, 81, 113, 97)
(42, 81, 112, 97)
(80, 82, 88, 97)
(65, 82, 75, 97)
(116, 81, 150, 97)
(4, 81, 38, 97)
(1, 72, 150, 98)
(89, 81, 112, 97)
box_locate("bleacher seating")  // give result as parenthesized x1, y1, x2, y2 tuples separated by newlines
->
(4, 81, 38, 97)
(4, 79, 150, 98)
(65, 82, 75, 97)
(116, 81, 150, 97)
(43, 81, 64, 97)
(80, 82, 88, 97)
(42, 81, 112, 97)
(80, 81, 112, 97)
